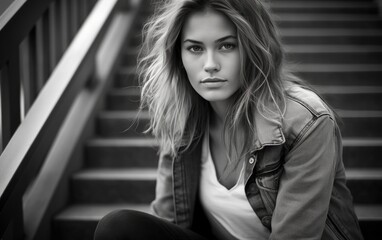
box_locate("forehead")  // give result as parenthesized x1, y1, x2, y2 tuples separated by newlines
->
(181, 9, 236, 41)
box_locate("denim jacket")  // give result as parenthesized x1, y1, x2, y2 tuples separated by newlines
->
(151, 85, 364, 240)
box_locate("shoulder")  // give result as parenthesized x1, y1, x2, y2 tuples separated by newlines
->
(285, 85, 332, 117)
(282, 84, 336, 150)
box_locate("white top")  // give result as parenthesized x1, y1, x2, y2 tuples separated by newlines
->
(199, 133, 270, 240)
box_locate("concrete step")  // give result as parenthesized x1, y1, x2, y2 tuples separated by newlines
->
(129, 33, 143, 48)
(346, 169, 382, 204)
(106, 87, 140, 111)
(97, 111, 149, 137)
(52, 203, 382, 240)
(133, 4, 382, 29)
(285, 45, 382, 64)
(270, 1, 378, 14)
(107, 85, 382, 111)
(70, 167, 381, 204)
(53, 204, 150, 240)
(343, 138, 382, 169)
(85, 138, 158, 168)
(121, 48, 139, 67)
(131, 28, 382, 48)
(317, 86, 382, 110)
(355, 205, 382, 240)
(115, 67, 138, 88)
(86, 137, 382, 171)
(339, 110, 382, 137)
(91, 117, 382, 169)
(296, 64, 382, 86)
(274, 14, 382, 29)
(94, 110, 382, 168)
(123, 45, 382, 67)
(71, 168, 156, 204)
(97, 110, 382, 138)
(280, 28, 382, 45)
(115, 65, 382, 87)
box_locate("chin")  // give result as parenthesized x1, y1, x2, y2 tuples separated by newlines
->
(200, 93, 233, 103)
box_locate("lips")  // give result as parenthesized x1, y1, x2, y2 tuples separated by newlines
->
(200, 77, 227, 83)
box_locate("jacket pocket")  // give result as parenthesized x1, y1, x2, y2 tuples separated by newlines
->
(255, 164, 283, 213)
(255, 161, 283, 191)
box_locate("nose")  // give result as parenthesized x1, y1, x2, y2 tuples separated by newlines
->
(204, 52, 220, 73)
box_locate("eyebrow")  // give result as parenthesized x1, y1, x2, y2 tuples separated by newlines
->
(183, 35, 237, 44)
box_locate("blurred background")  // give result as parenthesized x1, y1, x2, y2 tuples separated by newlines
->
(0, 0, 381, 239)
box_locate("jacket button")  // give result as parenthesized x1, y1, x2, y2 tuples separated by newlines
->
(249, 157, 255, 164)
(262, 216, 271, 227)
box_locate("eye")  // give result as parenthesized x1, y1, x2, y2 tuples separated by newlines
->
(220, 43, 236, 51)
(187, 45, 204, 53)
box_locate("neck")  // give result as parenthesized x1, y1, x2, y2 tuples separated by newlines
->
(209, 99, 232, 129)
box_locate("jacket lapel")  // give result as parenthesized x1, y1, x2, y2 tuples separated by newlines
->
(173, 137, 203, 227)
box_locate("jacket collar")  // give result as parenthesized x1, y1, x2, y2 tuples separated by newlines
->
(253, 110, 285, 152)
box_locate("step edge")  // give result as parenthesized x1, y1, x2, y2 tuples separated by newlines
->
(285, 45, 382, 52)
(355, 205, 382, 220)
(315, 85, 382, 94)
(346, 169, 382, 180)
(54, 204, 151, 221)
(55, 204, 382, 221)
(98, 110, 149, 119)
(87, 138, 157, 147)
(72, 168, 158, 180)
(338, 110, 382, 118)
(343, 138, 382, 147)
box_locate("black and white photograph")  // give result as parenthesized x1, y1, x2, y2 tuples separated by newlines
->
(0, 0, 381, 239)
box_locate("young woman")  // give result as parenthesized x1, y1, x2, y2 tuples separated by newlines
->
(94, 0, 364, 239)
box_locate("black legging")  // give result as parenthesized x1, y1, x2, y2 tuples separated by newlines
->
(94, 209, 210, 240)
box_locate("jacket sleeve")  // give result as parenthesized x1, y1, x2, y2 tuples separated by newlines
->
(150, 151, 176, 222)
(270, 115, 338, 240)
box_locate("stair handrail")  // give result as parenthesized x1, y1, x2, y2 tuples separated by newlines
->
(0, 0, 121, 238)
(0, 0, 57, 159)
(0, 0, 53, 67)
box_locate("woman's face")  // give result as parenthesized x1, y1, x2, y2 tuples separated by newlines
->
(181, 9, 241, 104)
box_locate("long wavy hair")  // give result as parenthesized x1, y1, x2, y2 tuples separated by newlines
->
(138, 0, 301, 162)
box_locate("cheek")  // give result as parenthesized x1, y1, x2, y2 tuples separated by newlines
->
(181, 54, 198, 82)
(229, 53, 241, 89)
(232, 52, 241, 73)
(230, 53, 241, 81)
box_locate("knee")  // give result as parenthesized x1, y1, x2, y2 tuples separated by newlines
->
(94, 209, 149, 240)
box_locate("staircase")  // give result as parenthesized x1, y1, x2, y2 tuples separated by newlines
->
(52, 0, 382, 239)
